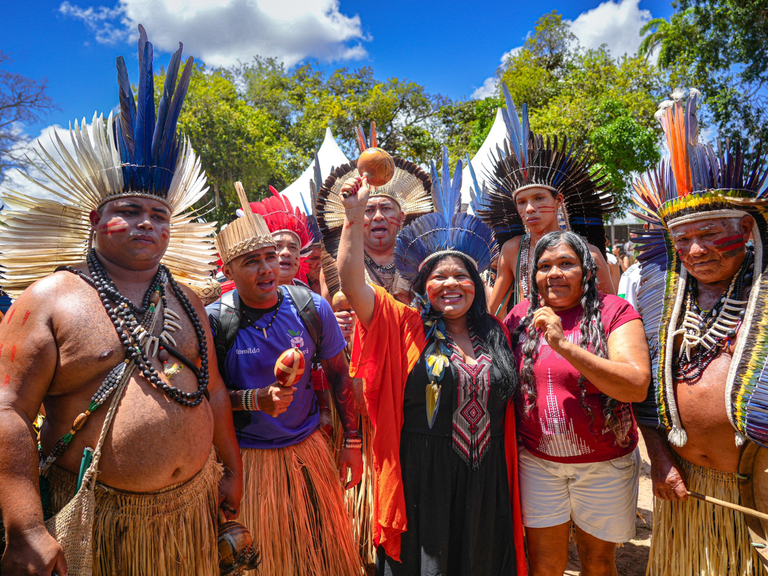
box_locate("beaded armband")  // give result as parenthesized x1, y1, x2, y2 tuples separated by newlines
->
(343, 431, 362, 450)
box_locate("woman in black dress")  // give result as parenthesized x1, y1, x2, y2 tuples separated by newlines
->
(336, 150, 526, 575)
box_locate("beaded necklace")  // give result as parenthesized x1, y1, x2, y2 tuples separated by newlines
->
(672, 248, 753, 381)
(44, 251, 212, 468)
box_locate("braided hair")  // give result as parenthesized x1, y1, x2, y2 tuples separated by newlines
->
(512, 230, 629, 447)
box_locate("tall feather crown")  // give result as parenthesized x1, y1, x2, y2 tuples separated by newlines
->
(472, 84, 615, 250)
(237, 186, 313, 253)
(632, 88, 768, 229)
(0, 24, 216, 297)
(315, 123, 434, 296)
(395, 147, 496, 281)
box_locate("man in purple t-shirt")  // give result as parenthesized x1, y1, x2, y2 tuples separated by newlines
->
(209, 202, 363, 575)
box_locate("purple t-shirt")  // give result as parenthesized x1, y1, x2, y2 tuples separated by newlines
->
(208, 287, 346, 449)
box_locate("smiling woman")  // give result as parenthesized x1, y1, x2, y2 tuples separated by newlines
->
(336, 148, 526, 575)
(506, 230, 650, 576)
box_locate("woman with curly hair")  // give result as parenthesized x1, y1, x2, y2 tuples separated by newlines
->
(505, 230, 650, 576)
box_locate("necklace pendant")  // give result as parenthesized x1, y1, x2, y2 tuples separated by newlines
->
(262, 328, 267, 339)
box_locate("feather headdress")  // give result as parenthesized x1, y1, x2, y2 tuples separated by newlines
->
(631, 89, 768, 447)
(395, 147, 496, 281)
(0, 25, 216, 297)
(316, 123, 434, 296)
(215, 182, 275, 266)
(472, 84, 615, 250)
(237, 186, 313, 253)
(301, 153, 323, 246)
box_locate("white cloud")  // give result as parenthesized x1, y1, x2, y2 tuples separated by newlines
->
(0, 122, 93, 202)
(471, 77, 498, 100)
(59, 0, 370, 67)
(568, 0, 652, 58)
(471, 47, 521, 100)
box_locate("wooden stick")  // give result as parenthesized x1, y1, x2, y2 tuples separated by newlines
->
(688, 491, 768, 522)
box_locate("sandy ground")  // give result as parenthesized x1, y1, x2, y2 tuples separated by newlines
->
(564, 435, 653, 575)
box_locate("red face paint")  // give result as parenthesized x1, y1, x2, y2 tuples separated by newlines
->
(713, 234, 746, 253)
(21, 310, 30, 326)
(97, 221, 128, 235)
(385, 216, 401, 227)
(6, 309, 15, 324)
(3, 375, 9, 387)
(458, 278, 476, 296)
(344, 221, 354, 229)
(160, 229, 170, 240)
(10, 345, 16, 363)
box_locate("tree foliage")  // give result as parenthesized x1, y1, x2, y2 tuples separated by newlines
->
(492, 11, 664, 213)
(0, 52, 57, 184)
(639, 0, 768, 142)
(155, 64, 291, 222)
(240, 57, 448, 169)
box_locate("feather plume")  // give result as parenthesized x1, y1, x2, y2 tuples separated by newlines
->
(355, 126, 368, 153)
(395, 148, 495, 281)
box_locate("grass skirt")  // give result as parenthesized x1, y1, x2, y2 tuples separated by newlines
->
(46, 449, 222, 576)
(647, 456, 763, 575)
(240, 430, 362, 576)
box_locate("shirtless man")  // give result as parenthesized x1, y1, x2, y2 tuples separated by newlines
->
(632, 89, 765, 575)
(0, 197, 241, 575)
(0, 28, 241, 576)
(639, 215, 763, 575)
(488, 186, 615, 317)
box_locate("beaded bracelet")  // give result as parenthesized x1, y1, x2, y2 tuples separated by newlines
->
(343, 436, 362, 450)
(241, 389, 259, 412)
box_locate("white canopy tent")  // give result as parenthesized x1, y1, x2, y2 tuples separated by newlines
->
(460, 108, 507, 211)
(280, 127, 350, 211)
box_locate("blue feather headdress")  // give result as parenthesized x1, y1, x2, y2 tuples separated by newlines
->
(395, 147, 496, 281)
(0, 25, 216, 297)
(472, 84, 615, 251)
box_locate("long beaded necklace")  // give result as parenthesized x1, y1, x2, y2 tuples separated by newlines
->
(672, 247, 753, 381)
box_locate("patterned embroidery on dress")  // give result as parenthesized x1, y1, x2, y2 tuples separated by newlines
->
(537, 368, 594, 458)
(449, 336, 493, 469)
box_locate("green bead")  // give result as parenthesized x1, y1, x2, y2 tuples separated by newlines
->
(88, 401, 99, 412)
(62, 433, 73, 445)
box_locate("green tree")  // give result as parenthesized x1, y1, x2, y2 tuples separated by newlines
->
(240, 58, 448, 168)
(639, 0, 768, 142)
(155, 63, 291, 221)
(487, 11, 665, 213)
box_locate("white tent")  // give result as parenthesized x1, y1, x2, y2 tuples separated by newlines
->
(280, 127, 350, 211)
(460, 108, 507, 211)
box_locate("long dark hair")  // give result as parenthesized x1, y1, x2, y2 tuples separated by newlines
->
(512, 230, 628, 446)
(413, 253, 518, 399)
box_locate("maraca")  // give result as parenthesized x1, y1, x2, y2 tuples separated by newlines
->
(274, 347, 306, 387)
(218, 510, 260, 575)
(357, 147, 395, 187)
(332, 290, 351, 312)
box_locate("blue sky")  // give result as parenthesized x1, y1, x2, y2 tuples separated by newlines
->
(4, 0, 675, 139)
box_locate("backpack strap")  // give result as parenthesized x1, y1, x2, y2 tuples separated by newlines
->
(214, 289, 241, 385)
(283, 284, 323, 352)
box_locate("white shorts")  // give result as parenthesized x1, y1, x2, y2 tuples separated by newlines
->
(518, 446, 641, 543)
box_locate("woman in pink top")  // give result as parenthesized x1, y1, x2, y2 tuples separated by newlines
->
(504, 230, 650, 576)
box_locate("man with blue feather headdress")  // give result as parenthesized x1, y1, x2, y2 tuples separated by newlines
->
(0, 27, 242, 575)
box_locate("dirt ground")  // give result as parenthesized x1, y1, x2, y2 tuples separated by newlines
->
(564, 435, 653, 576)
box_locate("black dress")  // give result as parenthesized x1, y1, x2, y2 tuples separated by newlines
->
(376, 337, 516, 576)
